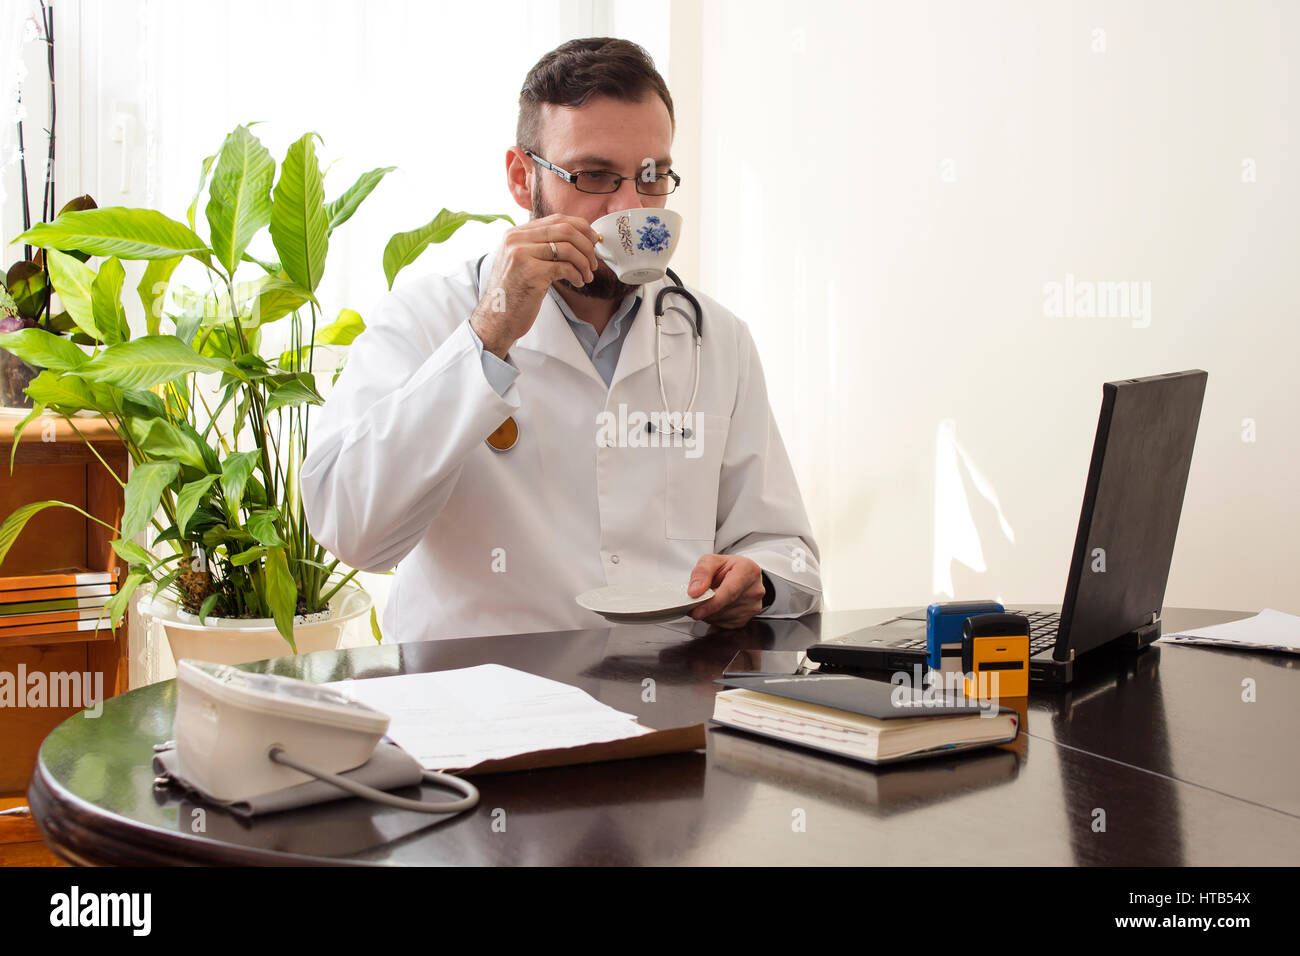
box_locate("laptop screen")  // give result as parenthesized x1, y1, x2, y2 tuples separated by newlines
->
(1055, 370, 1208, 660)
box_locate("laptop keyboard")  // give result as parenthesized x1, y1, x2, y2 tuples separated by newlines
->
(1007, 609, 1061, 655)
(889, 609, 1060, 655)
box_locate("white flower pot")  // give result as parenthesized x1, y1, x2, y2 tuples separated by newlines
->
(143, 581, 372, 667)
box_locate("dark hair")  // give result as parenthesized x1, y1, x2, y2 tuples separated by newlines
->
(517, 37, 674, 153)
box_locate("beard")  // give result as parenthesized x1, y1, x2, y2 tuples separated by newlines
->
(532, 183, 641, 301)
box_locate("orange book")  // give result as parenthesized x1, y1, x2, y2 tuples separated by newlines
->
(0, 566, 120, 591)
(1, 583, 117, 603)
(0, 618, 116, 640)
(0, 607, 113, 630)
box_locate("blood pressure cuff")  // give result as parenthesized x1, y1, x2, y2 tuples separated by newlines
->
(152, 739, 425, 819)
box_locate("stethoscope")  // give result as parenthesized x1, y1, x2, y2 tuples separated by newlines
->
(477, 256, 705, 451)
(650, 267, 703, 439)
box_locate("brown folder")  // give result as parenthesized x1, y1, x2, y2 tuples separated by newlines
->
(456, 723, 707, 776)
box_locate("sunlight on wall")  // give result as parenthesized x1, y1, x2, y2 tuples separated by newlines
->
(932, 417, 1014, 602)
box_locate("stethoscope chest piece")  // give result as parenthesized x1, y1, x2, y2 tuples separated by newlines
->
(486, 416, 519, 452)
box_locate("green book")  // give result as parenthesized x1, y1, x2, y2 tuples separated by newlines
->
(0, 594, 109, 616)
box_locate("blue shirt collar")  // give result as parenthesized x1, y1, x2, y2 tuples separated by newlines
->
(548, 286, 641, 339)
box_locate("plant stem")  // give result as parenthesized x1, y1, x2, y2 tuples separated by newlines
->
(222, 275, 275, 508)
(192, 379, 231, 455)
(319, 567, 358, 605)
(41, 1, 55, 225)
(62, 415, 125, 490)
(16, 104, 30, 260)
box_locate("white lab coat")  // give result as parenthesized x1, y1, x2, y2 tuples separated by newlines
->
(300, 251, 822, 641)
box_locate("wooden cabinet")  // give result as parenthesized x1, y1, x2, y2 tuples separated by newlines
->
(0, 413, 129, 796)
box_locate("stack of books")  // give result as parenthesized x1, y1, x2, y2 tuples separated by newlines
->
(711, 673, 1021, 766)
(0, 567, 120, 641)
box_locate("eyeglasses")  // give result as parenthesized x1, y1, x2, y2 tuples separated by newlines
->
(523, 149, 680, 196)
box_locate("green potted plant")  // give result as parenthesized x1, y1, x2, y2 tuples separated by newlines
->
(0, 1, 89, 408)
(0, 123, 510, 665)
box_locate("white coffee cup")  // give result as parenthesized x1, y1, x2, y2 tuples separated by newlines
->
(592, 208, 682, 284)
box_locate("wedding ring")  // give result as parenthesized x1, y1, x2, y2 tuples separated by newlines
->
(548, 241, 558, 261)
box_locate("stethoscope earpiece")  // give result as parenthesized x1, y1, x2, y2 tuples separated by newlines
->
(645, 421, 692, 439)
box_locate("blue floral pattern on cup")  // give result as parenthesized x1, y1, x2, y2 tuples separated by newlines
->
(636, 215, 672, 254)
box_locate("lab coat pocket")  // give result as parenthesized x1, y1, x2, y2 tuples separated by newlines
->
(665, 413, 730, 540)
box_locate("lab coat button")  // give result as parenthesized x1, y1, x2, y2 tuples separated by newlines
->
(610, 554, 620, 564)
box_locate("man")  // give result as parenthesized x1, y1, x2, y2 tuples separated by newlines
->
(301, 38, 822, 641)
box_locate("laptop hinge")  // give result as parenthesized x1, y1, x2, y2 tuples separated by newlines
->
(1122, 617, 1162, 651)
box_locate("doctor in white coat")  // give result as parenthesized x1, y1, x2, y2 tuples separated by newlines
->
(301, 37, 821, 642)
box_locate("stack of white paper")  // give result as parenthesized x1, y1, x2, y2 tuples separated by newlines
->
(1157, 608, 1300, 655)
(324, 664, 650, 771)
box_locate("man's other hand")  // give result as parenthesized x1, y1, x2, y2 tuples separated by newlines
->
(686, 554, 766, 628)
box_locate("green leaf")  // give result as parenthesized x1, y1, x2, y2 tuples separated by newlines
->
(121, 461, 180, 540)
(229, 545, 269, 567)
(197, 592, 222, 625)
(269, 133, 329, 293)
(45, 250, 100, 340)
(264, 372, 323, 414)
(125, 416, 208, 471)
(264, 546, 298, 651)
(250, 277, 313, 326)
(103, 569, 147, 628)
(138, 256, 182, 336)
(91, 256, 130, 345)
(69, 335, 237, 390)
(0, 327, 89, 371)
(174, 310, 203, 347)
(186, 506, 225, 536)
(17, 208, 211, 261)
(8, 404, 45, 475)
(24, 369, 100, 413)
(318, 308, 364, 346)
(0, 500, 106, 567)
(369, 604, 383, 643)
(246, 509, 286, 546)
(175, 474, 219, 536)
(6, 260, 47, 317)
(178, 419, 220, 475)
(244, 476, 268, 509)
(121, 386, 169, 419)
(207, 125, 276, 275)
(201, 524, 253, 549)
(111, 537, 153, 565)
(232, 352, 272, 377)
(220, 450, 260, 513)
(384, 210, 514, 289)
(241, 251, 282, 275)
(187, 152, 218, 231)
(325, 166, 395, 233)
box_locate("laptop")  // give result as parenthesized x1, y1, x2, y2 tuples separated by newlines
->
(807, 370, 1208, 686)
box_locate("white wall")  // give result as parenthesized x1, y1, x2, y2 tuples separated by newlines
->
(694, 0, 1300, 615)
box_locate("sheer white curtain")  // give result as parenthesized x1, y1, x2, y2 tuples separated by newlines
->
(1, 0, 672, 684)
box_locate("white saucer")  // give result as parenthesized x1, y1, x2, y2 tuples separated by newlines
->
(575, 582, 714, 623)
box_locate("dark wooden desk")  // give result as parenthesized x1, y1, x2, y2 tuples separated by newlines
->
(26, 606, 1300, 865)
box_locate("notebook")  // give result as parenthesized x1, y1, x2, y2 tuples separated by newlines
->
(712, 673, 1020, 766)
